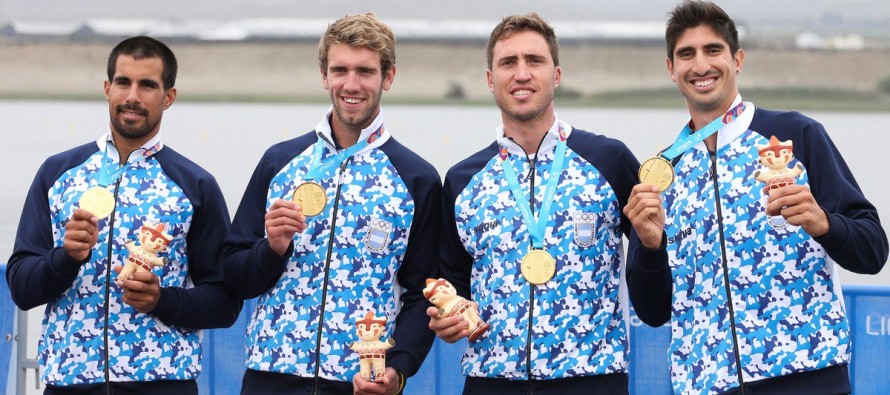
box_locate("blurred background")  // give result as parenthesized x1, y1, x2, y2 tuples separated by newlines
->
(1, 1, 889, 393)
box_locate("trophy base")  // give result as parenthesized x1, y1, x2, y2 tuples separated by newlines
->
(468, 322, 490, 342)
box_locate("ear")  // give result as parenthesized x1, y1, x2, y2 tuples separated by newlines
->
(321, 67, 329, 90)
(733, 48, 745, 74)
(553, 66, 562, 88)
(382, 65, 396, 91)
(666, 57, 676, 82)
(104, 80, 111, 101)
(163, 87, 176, 110)
(486, 69, 494, 93)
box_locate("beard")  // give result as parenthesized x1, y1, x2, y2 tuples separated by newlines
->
(110, 104, 157, 139)
(329, 85, 384, 132)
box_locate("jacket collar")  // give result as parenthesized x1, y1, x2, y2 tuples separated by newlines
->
(314, 106, 391, 154)
(496, 116, 573, 158)
(96, 130, 164, 165)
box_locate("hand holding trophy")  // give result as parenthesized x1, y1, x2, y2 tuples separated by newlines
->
(424, 278, 490, 341)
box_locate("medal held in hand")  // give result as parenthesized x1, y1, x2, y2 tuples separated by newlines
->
(521, 249, 556, 285)
(638, 156, 675, 193)
(79, 187, 115, 219)
(292, 182, 327, 217)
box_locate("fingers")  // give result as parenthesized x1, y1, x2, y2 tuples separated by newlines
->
(115, 270, 161, 313)
(427, 307, 469, 343)
(266, 199, 308, 233)
(624, 184, 662, 217)
(64, 209, 101, 261)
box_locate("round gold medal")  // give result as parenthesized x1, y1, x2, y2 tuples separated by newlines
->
(638, 157, 675, 193)
(79, 187, 115, 219)
(521, 249, 556, 285)
(292, 182, 327, 217)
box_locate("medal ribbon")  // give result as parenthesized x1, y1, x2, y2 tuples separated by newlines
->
(303, 126, 384, 180)
(660, 102, 747, 160)
(499, 126, 568, 250)
(98, 143, 128, 187)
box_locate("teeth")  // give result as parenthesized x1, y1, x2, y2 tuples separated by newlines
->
(694, 79, 715, 88)
(344, 97, 361, 104)
(513, 89, 532, 96)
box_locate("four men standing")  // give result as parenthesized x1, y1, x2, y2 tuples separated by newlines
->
(6, 2, 887, 395)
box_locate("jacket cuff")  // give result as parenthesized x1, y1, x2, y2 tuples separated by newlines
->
(635, 231, 669, 272)
(813, 210, 848, 253)
(50, 247, 89, 279)
(150, 287, 182, 324)
(386, 351, 419, 379)
(256, 238, 293, 273)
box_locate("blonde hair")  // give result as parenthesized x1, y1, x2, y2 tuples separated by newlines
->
(318, 13, 396, 73)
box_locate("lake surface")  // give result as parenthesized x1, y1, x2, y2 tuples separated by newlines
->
(2, 99, 888, 288)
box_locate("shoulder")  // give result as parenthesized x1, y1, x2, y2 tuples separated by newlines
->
(444, 142, 499, 187)
(566, 127, 639, 170)
(380, 137, 440, 183)
(41, 141, 100, 176)
(750, 107, 825, 137)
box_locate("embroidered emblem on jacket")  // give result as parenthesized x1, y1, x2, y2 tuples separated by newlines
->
(573, 211, 596, 247)
(364, 217, 393, 253)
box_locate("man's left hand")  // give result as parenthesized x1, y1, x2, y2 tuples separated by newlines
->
(352, 367, 401, 395)
(113, 265, 162, 313)
(766, 184, 829, 237)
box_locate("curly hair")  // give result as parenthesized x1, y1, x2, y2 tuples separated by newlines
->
(318, 13, 396, 73)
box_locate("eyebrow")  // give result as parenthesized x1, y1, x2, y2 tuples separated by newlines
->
(675, 41, 726, 56)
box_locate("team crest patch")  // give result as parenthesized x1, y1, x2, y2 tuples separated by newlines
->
(573, 211, 596, 247)
(364, 217, 393, 253)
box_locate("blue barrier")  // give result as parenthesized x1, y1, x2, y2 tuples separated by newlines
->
(1, 264, 14, 394)
(3, 277, 887, 393)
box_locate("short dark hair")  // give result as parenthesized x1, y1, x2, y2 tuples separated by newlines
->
(487, 13, 559, 69)
(666, 1, 740, 61)
(107, 36, 178, 90)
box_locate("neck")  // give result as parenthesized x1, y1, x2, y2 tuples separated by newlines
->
(331, 126, 361, 149)
(503, 112, 555, 155)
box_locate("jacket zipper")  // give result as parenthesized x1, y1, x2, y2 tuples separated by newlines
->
(312, 159, 350, 395)
(709, 152, 746, 394)
(104, 177, 122, 394)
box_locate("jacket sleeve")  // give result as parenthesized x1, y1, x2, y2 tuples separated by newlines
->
(438, 173, 474, 300)
(7, 162, 88, 310)
(150, 175, 242, 329)
(799, 121, 888, 274)
(626, 230, 672, 327)
(222, 152, 292, 300)
(386, 171, 441, 379)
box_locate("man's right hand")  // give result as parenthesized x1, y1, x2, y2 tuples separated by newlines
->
(427, 306, 469, 343)
(63, 208, 99, 261)
(266, 199, 308, 257)
(623, 184, 666, 249)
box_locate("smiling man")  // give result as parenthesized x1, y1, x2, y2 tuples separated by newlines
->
(222, 14, 440, 395)
(7, 36, 240, 394)
(430, 13, 642, 394)
(624, 1, 888, 394)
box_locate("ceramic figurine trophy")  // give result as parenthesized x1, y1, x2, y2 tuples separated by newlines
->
(753, 136, 804, 229)
(350, 311, 394, 382)
(424, 278, 490, 341)
(117, 222, 172, 281)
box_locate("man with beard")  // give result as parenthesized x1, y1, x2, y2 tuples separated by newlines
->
(223, 14, 440, 395)
(428, 13, 641, 394)
(624, 1, 887, 394)
(7, 36, 240, 394)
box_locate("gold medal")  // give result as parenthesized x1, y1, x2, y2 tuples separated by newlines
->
(639, 157, 674, 193)
(521, 249, 556, 285)
(78, 186, 115, 219)
(292, 182, 327, 217)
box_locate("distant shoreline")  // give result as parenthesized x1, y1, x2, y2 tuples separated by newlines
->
(2, 41, 889, 112)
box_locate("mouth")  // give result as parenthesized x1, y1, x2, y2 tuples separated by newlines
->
(341, 96, 364, 105)
(117, 105, 147, 121)
(510, 87, 535, 98)
(689, 76, 717, 92)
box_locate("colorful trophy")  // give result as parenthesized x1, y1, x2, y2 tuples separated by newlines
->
(424, 278, 490, 341)
(117, 222, 171, 281)
(753, 136, 804, 229)
(350, 311, 394, 382)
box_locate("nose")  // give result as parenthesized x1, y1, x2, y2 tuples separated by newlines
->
(125, 85, 141, 104)
(343, 71, 361, 92)
(514, 61, 532, 82)
(691, 52, 711, 75)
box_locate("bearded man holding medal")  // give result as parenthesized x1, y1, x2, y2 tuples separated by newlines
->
(624, 1, 888, 394)
(7, 36, 240, 394)
(429, 13, 642, 395)
(222, 14, 440, 395)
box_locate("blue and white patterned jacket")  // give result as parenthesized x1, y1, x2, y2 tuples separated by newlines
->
(7, 132, 238, 387)
(223, 109, 440, 383)
(440, 119, 639, 384)
(628, 98, 888, 394)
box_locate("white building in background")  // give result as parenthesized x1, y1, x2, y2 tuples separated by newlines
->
(796, 31, 865, 50)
